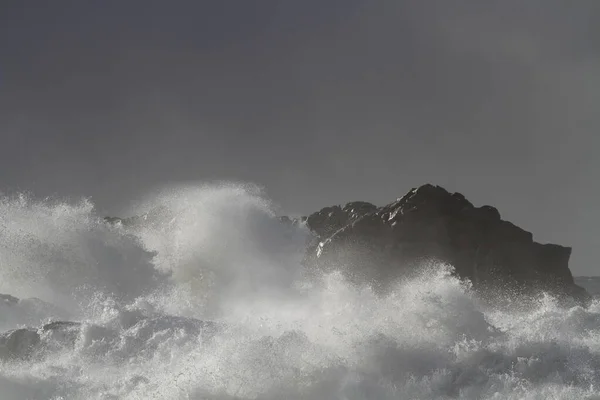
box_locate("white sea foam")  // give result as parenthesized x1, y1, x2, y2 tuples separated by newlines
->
(0, 182, 599, 399)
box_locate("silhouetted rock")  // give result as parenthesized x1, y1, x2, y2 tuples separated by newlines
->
(305, 201, 377, 238)
(104, 184, 589, 304)
(302, 184, 589, 304)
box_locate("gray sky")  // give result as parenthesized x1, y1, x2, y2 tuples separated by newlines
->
(1, 1, 599, 274)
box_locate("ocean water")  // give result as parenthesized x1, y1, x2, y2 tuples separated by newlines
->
(1, 182, 600, 400)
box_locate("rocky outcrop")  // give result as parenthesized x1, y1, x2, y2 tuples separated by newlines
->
(104, 184, 589, 304)
(301, 184, 589, 304)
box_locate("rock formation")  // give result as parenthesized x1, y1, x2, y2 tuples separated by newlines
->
(301, 184, 589, 304)
(104, 184, 589, 304)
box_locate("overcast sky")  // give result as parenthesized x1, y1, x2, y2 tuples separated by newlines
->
(1, 1, 599, 274)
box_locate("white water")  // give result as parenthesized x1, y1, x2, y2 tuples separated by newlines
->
(1, 182, 600, 399)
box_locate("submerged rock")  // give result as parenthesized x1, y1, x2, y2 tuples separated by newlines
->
(301, 184, 589, 304)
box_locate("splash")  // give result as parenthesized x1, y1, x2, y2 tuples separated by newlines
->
(1, 182, 600, 400)
(120, 182, 311, 317)
(0, 193, 166, 314)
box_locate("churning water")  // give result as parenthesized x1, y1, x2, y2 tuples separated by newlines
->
(1, 182, 600, 400)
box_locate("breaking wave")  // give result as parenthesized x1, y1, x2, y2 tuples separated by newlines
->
(1, 182, 600, 399)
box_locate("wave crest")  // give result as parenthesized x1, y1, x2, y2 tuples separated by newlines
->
(0, 182, 599, 400)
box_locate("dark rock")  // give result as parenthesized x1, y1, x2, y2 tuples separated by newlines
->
(302, 184, 589, 304)
(305, 201, 377, 238)
(104, 184, 589, 304)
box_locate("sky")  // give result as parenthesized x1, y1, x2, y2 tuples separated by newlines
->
(1, 1, 599, 275)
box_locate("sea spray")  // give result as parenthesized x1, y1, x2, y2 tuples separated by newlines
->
(1, 183, 600, 399)
(0, 193, 166, 315)
(121, 182, 311, 318)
